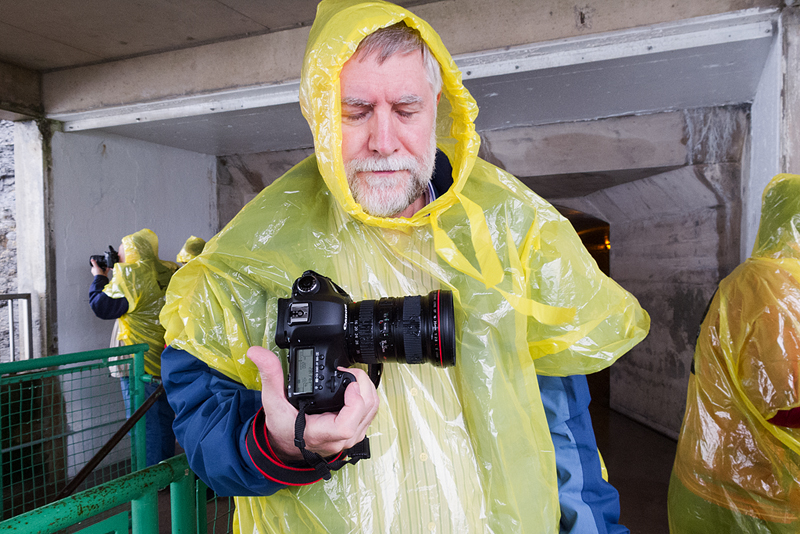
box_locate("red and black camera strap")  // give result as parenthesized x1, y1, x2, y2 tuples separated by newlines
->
(245, 405, 370, 486)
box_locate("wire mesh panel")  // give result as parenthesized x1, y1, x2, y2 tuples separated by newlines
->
(198, 481, 235, 534)
(0, 347, 144, 521)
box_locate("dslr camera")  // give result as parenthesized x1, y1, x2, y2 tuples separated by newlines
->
(89, 245, 120, 270)
(275, 270, 456, 414)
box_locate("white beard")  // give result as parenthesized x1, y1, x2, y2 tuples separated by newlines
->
(346, 132, 437, 217)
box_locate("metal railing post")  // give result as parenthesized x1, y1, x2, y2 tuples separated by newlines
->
(132, 346, 147, 472)
(171, 467, 197, 534)
(0, 372, 4, 519)
(196, 479, 209, 534)
(8, 298, 14, 361)
(21, 295, 32, 361)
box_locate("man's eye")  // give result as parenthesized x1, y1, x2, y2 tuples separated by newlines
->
(397, 110, 415, 118)
(343, 111, 368, 122)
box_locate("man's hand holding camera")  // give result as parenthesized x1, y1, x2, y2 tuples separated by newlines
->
(246, 346, 380, 463)
(90, 258, 110, 278)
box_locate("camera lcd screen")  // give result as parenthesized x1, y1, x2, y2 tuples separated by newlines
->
(294, 348, 315, 395)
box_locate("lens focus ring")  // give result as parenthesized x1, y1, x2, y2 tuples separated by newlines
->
(402, 296, 423, 364)
(358, 300, 375, 362)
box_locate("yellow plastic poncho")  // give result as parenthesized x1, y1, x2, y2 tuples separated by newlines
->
(104, 228, 178, 376)
(176, 235, 206, 264)
(669, 174, 800, 532)
(161, 1, 649, 532)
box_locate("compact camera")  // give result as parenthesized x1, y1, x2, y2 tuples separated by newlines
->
(89, 245, 120, 270)
(275, 270, 456, 414)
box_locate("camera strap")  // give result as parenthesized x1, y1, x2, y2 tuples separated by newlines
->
(294, 401, 371, 481)
(245, 405, 371, 486)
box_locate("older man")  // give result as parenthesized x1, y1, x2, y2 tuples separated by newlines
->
(160, 1, 649, 532)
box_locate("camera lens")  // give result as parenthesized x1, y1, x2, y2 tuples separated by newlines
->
(348, 290, 456, 367)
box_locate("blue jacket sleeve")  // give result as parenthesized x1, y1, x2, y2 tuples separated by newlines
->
(538, 374, 629, 534)
(161, 345, 285, 496)
(89, 275, 129, 319)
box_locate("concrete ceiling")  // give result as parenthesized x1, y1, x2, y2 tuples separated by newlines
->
(0, 0, 433, 72)
(3, 5, 779, 198)
(87, 12, 775, 163)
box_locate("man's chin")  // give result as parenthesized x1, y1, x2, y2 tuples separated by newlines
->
(359, 170, 411, 184)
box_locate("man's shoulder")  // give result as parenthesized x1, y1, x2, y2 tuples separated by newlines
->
(461, 157, 562, 220)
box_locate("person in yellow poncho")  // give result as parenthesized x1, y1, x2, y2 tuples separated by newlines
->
(668, 173, 800, 533)
(159, 1, 650, 532)
(89, 228, 178, 467)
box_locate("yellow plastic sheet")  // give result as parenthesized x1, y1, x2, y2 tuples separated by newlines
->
(161, 1, 649, 531)
(176, 235, 206, 263)
(104, 228, 177, 375)
(670, 174, 800, 531)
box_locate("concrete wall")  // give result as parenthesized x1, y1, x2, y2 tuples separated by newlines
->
(550, 106, 748, 437)
(46, 131, 218, 470)
(51, 131, 217, 356)
(217, 148, 313, 228)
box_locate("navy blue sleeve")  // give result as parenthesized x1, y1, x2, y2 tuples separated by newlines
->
(161, 345, 286, 496)
(89, 275, 129, 319)
(537, 374, 629, 534)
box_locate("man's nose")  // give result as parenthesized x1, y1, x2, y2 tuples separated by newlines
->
(367, 110, 400, 157)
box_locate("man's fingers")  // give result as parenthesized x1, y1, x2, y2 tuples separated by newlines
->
(246, 346, 287, 403)
(325, 367, 379, 449)
(348, 366, 380, 417)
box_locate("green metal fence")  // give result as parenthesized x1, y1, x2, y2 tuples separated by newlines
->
(0, 454, 233, 534)
(0, 345, 235, 533)
(0, 345, 150, 520)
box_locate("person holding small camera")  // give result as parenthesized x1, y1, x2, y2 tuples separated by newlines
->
(89, 228, 179, 467)
(159, 2, 649, 532)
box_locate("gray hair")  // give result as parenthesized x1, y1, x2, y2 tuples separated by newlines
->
(353, 22, 443, 96)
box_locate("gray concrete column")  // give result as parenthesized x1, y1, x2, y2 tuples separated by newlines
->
(15, 120, 58, 357)
(784, 7, 800, 173)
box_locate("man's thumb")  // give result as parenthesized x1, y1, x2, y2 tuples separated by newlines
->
(246, 346, 286, 399)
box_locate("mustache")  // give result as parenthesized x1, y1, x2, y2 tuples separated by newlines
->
(345, 155, 419, 174)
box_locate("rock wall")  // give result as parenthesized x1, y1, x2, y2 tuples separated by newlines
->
(0, 120, 18, 363)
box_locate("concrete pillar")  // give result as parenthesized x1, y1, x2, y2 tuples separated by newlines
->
(15, 121, 58, 357)
(784, 7, 800, 173)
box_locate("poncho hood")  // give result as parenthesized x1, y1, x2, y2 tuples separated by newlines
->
(299, 0, 478, 229)
(176, 235, 206, 263)
(753, 173, 800, 260)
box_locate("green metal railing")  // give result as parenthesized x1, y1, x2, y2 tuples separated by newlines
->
(0, 345, 235, 533)
(0, 345, 149, 520)
(0, 454, 233, 534)
(0, 453, 194, 534)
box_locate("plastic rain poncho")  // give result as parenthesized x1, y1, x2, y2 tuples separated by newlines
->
(669, 174, 800, 532)
(177, 235, 206, 264)
(104, 228, 177, 376)
(161, 1, 649, 532)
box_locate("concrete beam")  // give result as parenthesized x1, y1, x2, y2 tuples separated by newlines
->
(41, 0, 780, 116)
(0, 61, 42, 120)
(480, 106, 748, 199)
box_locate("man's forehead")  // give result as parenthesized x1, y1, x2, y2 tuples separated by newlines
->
(340, 51, 431, 99)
